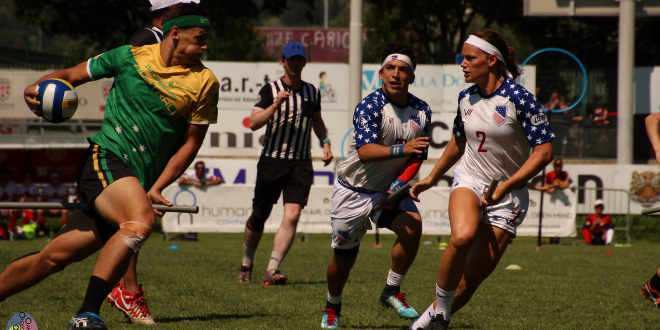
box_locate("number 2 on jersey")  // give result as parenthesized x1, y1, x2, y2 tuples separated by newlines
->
(476, 131, 487, 152)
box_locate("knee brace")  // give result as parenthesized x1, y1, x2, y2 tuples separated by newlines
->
(334, 245, 360, 258)
(246, 205, 273, 233)
(118, 221, 152, 253)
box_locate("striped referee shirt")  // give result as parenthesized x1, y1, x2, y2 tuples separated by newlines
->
(254, 79, 321, 160)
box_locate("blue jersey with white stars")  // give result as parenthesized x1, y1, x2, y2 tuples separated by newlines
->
(453, 79, 554, 184)
(337, 88, 432, 192)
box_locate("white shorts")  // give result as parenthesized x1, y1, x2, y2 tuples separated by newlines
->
(451, 165, 529, 236)
(329, 181, 378, 249)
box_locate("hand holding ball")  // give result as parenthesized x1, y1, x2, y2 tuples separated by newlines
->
(34, 78, 78, 123)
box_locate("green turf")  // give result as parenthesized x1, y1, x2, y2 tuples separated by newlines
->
(1, 233, 659, 329)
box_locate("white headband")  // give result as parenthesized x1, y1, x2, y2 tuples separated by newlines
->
(381, 54, 415, 72)
(464, 35, 512, 79)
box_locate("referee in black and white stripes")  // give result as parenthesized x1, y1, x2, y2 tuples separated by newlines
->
(237, 41, 333, 285)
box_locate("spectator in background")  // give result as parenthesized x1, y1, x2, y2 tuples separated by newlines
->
(178, 161, 223, 188)
(8, 173, 38, 237)
(0, 169, 17, 240)
(582, 199, 614, 245)
(175, 161, 223, 241)
(535, 158, 571, 194)
(36, 172, 69, 235)
(587, 95, 609, 126)
(544, 90, 568, 112)
(567, 95, 584, 123)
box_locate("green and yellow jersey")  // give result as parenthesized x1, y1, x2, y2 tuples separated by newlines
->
(86, 43, 219, 190)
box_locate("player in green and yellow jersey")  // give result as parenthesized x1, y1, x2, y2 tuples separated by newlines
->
(0, 4, 218, 329)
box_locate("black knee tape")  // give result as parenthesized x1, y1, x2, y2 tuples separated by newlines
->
(246, 205, 273, 233)
(334, 245, 360, 258)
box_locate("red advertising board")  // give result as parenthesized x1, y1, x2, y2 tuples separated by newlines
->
(258, 28, 352, 63)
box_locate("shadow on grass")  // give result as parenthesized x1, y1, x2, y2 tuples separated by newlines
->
(288, 280, 327, 285)
(156, 313, 266, 323)
(350, 323, 476, 329)
(349, 325, 409, 329)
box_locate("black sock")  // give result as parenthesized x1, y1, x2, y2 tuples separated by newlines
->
(325, 301, 342, 314)
(651, 273, 660, 291)
(382, 284, 400, 297)
(76, 276, 113, 315)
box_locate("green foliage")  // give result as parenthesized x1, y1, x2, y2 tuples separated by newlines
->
(10, 0, 316, 63)
(363, 0, 523, 64)
(2, 233, 660, 329)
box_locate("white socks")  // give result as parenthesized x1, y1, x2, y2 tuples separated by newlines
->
(605, 228, 614, 245)
(434, 284, 455, 321)
(327, 291, 342, 304)
(242, 244, 257, 268)
(267, 251, 285, 271)
(387, 269, 405, 286)
(410, 304, 435, 329)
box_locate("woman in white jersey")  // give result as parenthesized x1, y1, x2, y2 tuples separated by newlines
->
(409, 29, 555, 329)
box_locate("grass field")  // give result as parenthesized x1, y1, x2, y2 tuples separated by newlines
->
(1, 232, 660, 329)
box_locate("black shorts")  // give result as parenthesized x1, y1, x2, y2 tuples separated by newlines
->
(253, 155, 313, 208)
(77, 141, 136, 243)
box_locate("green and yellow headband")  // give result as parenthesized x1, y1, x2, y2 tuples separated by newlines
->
(163, 15, 211, 34)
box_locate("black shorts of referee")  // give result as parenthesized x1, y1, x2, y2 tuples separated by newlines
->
(253, 155, 313, 208)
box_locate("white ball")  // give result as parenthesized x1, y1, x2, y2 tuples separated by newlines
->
(36, 78, 78, 123)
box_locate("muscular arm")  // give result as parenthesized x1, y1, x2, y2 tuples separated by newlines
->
(248, 90, 290, 131)
(206, 177, 224, 185)
(357, 137, 429, 164)
(312, 112, 333, 166)
(148, 123, 209, 215)
(24, 61, 92, 114)
(178, 178, 202, 187)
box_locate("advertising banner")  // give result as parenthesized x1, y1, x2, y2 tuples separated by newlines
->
(258, 28, 353, 63)
(202, 62, 350, 112)
(162, 184, 577, 237)
(161, 184, 335, 234)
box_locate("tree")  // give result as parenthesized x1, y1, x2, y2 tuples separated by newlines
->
(363, 0, 523, 64)
(11, 0, 315, 63)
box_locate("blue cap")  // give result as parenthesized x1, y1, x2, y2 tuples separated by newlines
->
(282, 41, 307, 59)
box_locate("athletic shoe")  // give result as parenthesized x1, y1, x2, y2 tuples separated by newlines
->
(106, 283, 155, 324)
(262, 269, 288, 285)
(321, 309, 341, 329)
(237, 265, 252, 284)
(65, 312, 107, 329)
(381, 292, 419, 319)
(641, 279, 660, 307)
(428, 313, 450, 330)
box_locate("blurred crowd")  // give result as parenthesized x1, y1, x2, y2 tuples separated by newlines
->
(537, 88, 615, 158)
(0, 169, 77, 240)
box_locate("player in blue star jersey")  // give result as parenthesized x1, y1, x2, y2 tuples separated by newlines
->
(321, 42, 431, 329)
(409, 29, 555, 329)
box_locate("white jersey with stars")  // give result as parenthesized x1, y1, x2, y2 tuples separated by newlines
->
(338, 88, 432, 192)
(453, 79, 554, 184)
